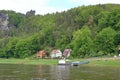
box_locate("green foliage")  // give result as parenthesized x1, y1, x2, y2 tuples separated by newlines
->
(6, 37, 19, 58)
(114, 31, 120, 46)
(14, 33, 44, 58)
(0, 4, 120, 58)
(0, 38, 10, 58)
(9, 13, 25, 27)
(98, 9, 120, 31)
(71, 27, 94, 58)
(95, 27, 116, 55)
(15, 41, 32, 58)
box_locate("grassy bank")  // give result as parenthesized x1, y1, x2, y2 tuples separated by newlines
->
(85, 57, 120, 67)
(0, 58, 58, 65)
(0, 57, 120, 67)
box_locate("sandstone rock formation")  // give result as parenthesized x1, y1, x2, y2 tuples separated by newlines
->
(26, 10, 35, 17)
(0, 13, 9, 30)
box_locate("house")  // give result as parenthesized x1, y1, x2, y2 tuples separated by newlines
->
(36, 50, 49, 58)
(62, 49, 72, 58)
(50, 49, 62, 58)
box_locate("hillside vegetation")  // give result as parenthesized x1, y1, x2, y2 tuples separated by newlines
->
(0, 4, 120, 58)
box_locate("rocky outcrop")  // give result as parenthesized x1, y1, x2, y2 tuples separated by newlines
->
(26, 10, 35, 17)
(0, 13, 9, 30)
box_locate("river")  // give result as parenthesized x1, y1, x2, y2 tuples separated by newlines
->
(0, 64, 119, 80)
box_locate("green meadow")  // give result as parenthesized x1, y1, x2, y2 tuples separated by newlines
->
(0, 57, 120, 67)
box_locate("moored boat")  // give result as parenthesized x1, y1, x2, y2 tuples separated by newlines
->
(71, 61, 89, 66)
(58, 59, 66, 65)
(58, 59, 89, 66)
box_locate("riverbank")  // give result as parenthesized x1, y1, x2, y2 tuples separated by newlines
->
(0, 57, 120, 67)
(0, 58, 58, 65)
(85, 57, 120, 67)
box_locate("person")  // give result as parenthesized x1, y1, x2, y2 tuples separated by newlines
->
(118, 48, 120, 56)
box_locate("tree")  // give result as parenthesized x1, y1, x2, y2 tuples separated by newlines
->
(0, 38, 9, 58)
(114, 31, 120, 46)
(95, 27, 116, 56)
(15, 38, 32, 58)
(6, 37, 19, 58)
(14, 33, 43, 58)
(98, 9, 120, 31)
(71, 26, 94, 58)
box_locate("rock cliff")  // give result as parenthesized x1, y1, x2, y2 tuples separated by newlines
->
(0, 13, 9, 30)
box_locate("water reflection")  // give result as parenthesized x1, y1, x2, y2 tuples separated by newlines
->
(0, 64, 120, 80)
(50, 65, 70, 80)
(70, 66, 120, 80)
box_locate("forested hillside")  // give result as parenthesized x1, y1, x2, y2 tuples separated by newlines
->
(0, 4, 120, 58)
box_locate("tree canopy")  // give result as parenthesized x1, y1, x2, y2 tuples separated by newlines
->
(0, 4, 120, 58)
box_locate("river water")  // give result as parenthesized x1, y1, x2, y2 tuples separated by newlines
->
(0, 64, 119, 80)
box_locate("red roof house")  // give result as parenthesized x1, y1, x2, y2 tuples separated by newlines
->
(36, 50, 48, 58)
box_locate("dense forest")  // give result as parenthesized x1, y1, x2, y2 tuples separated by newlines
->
(0, 4, 120, 58)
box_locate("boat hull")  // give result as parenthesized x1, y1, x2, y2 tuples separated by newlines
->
(58, 61, 89, 66)
(71, 61, 89, 66)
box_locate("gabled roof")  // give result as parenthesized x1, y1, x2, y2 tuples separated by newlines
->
(51, 49, 62, 54)
(63, 49, 72, 57)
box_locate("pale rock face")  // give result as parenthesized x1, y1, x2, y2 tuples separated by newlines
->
(0, 13, 9, 30)
(26, 10, 35, 17)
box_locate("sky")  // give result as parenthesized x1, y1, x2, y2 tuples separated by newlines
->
(0, 0, 120, 15)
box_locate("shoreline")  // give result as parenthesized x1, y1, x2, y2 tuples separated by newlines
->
(0, 57, 120, 67)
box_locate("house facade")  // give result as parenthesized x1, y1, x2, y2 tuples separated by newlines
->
(50, 49, 62, 58)
(36, 50, 48, 58)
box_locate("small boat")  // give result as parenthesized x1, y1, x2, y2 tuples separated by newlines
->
(58, 59, 66, 65)
(58, 59, 89, 66)
(58, 58, 70, 65)
(71, 61, 89, 66)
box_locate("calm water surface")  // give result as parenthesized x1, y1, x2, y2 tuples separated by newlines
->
(0, 64, 119, 80)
